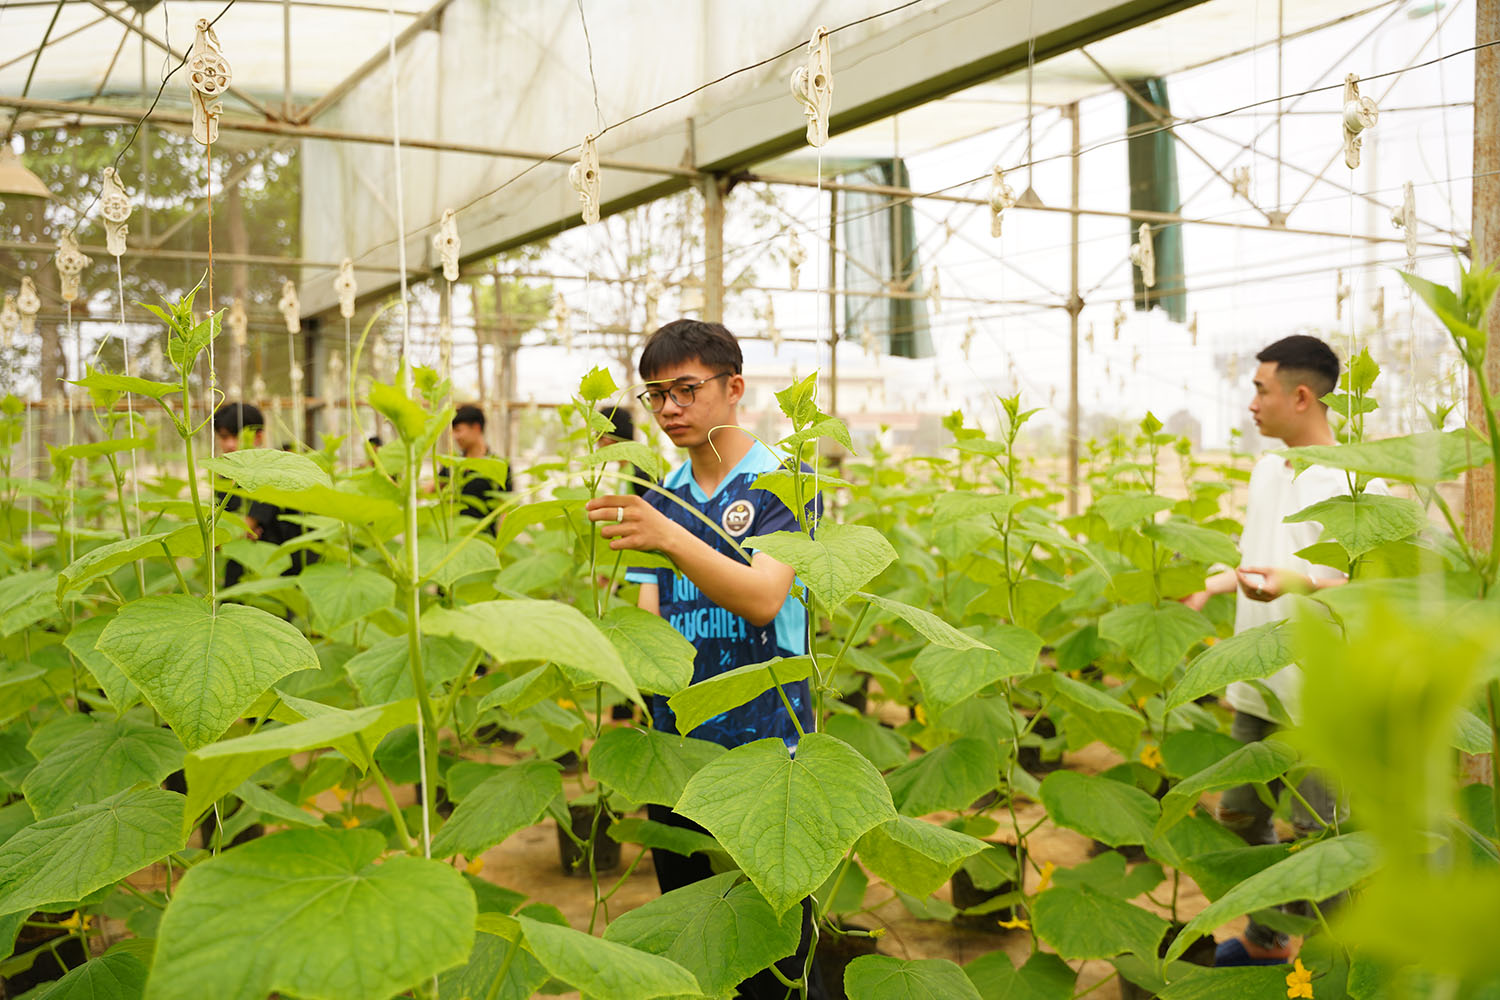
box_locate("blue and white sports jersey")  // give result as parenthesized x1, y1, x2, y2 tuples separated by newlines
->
(625, 441, 818, 748)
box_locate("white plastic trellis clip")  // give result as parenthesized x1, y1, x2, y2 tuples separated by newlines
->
(1335, 270, 1350, 320)
(1230, 166, 1251, 202)
(1129, 223, 1155, 289)
(787, 230, 806, 291)
(569, 135, 602, 226)
(100, 168, 131, 257)
(278, 279, 300, 334)
(55, 232, 90, 303)
(433, 209, 461, 281)
(227, 299, 248, 349)
(765, 299, 781, 355)
(552, 294, 572, 350)
(0, 295, 17, 349)
(1391, 181, 1417, 271)
(1341, 74, 1377, 170)
(335, 259, 358, 320)
(790, 26, 833, 148)
(961, 319, 976, 361)
(989, 166, 1016, 238)
(644, 272, 663, 332)
(1113, 301, 1126, 340)
(187, 19, 231, 146)
(928, 268, 941, 315)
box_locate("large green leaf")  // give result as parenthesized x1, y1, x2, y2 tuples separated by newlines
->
(0, 569, 58, 637)
(422, 600, 641, 707)
(517, 913, 703, 1000)
(32, 950, 148, 1000)
(238, 481, 401, 525)
(57, 524, 231, 599)
(343, 634, 472, 704)
(1038, 771, 1159, 846)
(747, 522, 897, 611)
(438, 929, 549, 1000)
(1157, 738, 1298, 831)
(1280, 429, 1491, 484)
(72, 368, 181, 402)
(1099, 603, 1213, 682)
(1156, 966, 1293, 1000)
(294, 565, 396, 634)
(859, 592, 990, 651)
(1285, 493, 1427, 560)
(97, 596, 319, 750)
(145, 829, 475, 1000)
(200, 449, 331, 492)
(1166, 621, 1292, 710)
(1045, 673, 1143, 753)
(845, 956, 983, 1000)
(22, 717, 183, 819)
(0, 788, 186, 915)
(913, 627, 1040, 712)
(181, 700, 415, 834)
(1168, 833, 1381, 960)
(413, 534, 501, 588)
(1032, 886, 1169, 960)
(588, 726, 725, 807)
(933, 491, 1025, 526)
(62, 615, 140, 711)
(604, 871, 799, 997)
(666, 656, 813, 738)
(430, 759, 562, 858)
(823, 712, 911, 772)
(1142, 520, 1241, 567)
(1052, 850, 1164, 900)
(597, 606, 696, 697)
(856, 816, 987, 898)
(963, 950, 1075, 1000)
(1093, 493, 1174, 531)
(676, 733, 896, 915)
(886, 738, 999, 817)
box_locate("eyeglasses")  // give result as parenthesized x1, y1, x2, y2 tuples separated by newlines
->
(637, 372, 731, 412)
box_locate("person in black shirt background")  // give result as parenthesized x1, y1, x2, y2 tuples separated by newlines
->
(597, 405, 650, 496)
(212, 402, 313, 586)
(441, 405, 510, 532)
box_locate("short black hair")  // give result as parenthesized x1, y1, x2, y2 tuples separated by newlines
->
(599, 406, 635, 441)
(1256, 335, 1339, 401)
(452, 404, 485, 428)
(213, 401, 264, 436)
(638, 319, 742, 380)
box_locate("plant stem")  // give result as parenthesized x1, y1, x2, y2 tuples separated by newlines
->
(178, 372, 214, 598)
(358, 734, 414, 853)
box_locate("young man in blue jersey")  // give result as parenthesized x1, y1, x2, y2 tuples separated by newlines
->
(585, 319, 822, 999)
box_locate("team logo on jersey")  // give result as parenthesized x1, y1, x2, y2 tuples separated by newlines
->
(721, 498, 756, 537)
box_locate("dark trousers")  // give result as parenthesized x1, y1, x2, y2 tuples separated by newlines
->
(647, 803, 826, 1000)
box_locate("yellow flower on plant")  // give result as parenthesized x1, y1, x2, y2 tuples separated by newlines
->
(1204, 636, 1219, 646)
(341, 814, 360, 828)
(1286, 958, 1314, 999)
(1134, 694, 1150, 709)
(558, 699, 576, 710)
(59, 911, 93, 932)
(465, 856, 485, 875)
(996, 915, 1030, 931)
(1035, 861, 1056, 892)
(331, 785, 349, 803)
(1139, 744, 1164, 769)
(914, 704, 927, 725)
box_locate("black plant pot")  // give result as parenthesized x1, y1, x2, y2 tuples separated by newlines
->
(556, 803, 621, 876)
(1018, 714, 1062, 776)
(2, 913, 89, 997)
(950, 843, 1019, 933)
(1117, 922, 1217, 999)
(814, 920, 881, 1000)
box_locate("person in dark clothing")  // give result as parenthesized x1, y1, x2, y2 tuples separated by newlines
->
(597, 405, 651, 496)
(212, 402, 313, 586)
(439, 404, 510, 533)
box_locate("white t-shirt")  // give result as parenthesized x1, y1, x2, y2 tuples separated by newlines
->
(1224, 453, 1386, 723)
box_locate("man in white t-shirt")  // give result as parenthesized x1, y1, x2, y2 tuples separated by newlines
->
(1182, 334, 1378, 965)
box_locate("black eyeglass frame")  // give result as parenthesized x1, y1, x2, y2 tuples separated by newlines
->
(636, 372, 733, 412)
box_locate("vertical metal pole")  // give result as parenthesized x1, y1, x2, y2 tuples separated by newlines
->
(1468, 0, 1498, 551)
(828, 187, 839, 416)
(703, 176, 725, 322)
(282, 0, 293, 120)
(1066, 102, 1082, 518)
